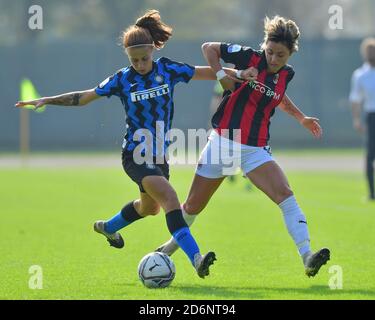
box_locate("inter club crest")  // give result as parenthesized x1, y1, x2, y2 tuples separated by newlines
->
(155, 74, 164, 84)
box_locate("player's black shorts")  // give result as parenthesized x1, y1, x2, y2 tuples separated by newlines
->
(121, 150, 170, 193)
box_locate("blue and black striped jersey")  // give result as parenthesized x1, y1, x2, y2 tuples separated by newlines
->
(95, 57, 195, 156)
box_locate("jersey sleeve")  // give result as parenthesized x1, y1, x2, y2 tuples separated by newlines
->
(349, 70, 363, 104)
(162, 57, 195, 86)
(220, 43, 254, 69)
(95, 71, 122, 98)
(279, 67, 295, 103)
(287, 68, 295, 83)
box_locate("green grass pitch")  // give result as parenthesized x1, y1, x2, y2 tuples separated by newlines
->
(1, 165, 374, 299)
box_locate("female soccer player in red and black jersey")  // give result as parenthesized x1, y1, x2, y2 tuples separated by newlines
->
(157, 16, 331, 278)
(15, 10, 246, 279)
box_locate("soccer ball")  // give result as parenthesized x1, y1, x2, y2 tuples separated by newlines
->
(138, 252, 176, 288)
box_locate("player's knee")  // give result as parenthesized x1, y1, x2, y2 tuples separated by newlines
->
(184, 198, 205, 215)
(275, 186, 294, 204)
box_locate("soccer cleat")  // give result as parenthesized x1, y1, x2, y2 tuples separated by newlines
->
(304, 248, 330, 277)
(155, 237, 180, 256)
(94, 220, 124, 249)
(194, 252, 217, 279)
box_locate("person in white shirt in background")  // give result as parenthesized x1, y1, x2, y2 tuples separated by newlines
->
(349, 37, 375, 201)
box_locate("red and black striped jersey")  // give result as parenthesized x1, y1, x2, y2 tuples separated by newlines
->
(212, 43, 295, 147)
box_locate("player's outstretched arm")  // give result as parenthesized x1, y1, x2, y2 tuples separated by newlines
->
(192, 66, 242, 82)
(279, 94, 323, 139)
(15, 88, 101, 110)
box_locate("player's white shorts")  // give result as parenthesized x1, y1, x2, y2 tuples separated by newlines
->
(196, 130, 274, 179)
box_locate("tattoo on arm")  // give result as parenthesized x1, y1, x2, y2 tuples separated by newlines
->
(72, 93, 81, 106)
(46, 92, 82, 106)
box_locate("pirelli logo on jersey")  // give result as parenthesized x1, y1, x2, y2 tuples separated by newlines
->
(131, 84, 170, 102)
(248, 80, 281, 100)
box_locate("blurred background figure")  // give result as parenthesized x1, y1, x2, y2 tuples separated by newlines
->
(349, 37, 375, 201)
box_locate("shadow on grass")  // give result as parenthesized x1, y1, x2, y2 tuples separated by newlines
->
(115, 283, 375, 299)
(172, 284, 375, 299)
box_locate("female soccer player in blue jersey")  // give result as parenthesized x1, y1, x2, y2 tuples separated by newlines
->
(157, 16, 331, 278)
(15, 10, 243, 278)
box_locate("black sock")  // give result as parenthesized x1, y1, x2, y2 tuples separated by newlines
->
(166, 209, 199, 265)
(121, 201, 143, 223)
(165, 209, 188, 234)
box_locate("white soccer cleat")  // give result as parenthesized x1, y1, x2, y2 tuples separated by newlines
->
(94, 220, 124, 249)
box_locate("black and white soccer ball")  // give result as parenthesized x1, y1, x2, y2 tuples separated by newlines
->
(138, 252, 176, 288)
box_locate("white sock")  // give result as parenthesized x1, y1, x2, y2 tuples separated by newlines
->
(279, 195, 311, 257)
(181, 204, 197, 227)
